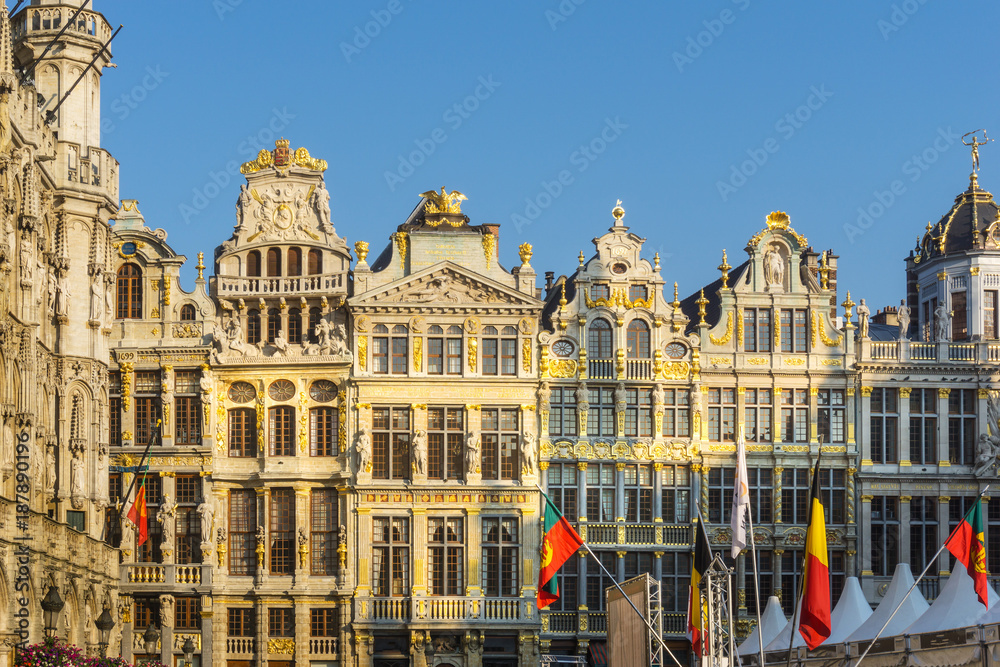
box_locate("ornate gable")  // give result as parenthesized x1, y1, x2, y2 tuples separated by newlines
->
(353, 263, 542, 311)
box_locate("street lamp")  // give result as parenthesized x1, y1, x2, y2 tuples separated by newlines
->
(143, 623, 161, 659)
(95, 607, 115, 658)
(182, 637, 196, 667)
(41, 585, 65, 638)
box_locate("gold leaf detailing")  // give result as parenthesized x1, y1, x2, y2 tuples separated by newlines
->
(814, 310, 843, 347)
(482, 232, 497, 269)
(709, 311, 734, 345)
(519, 242, 533, 265)
(549, 359, 578, 379)
(661, 361, 690, 380)
(736, 308, 744, 348)
(358, 336, 368, 371)
(393, 232, 408, 270)
(584, 288, 652, 310)
(522, 339, 532, 373)
(784, 358, 805, 365)
(747, 357, 768, 365)
(420, 187, 467, 215)
(413, 337, 422, 372)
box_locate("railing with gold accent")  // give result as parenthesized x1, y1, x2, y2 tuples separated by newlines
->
(366, 596, 526, 624)
(990, 345, 1000, 362)
(546, 612, 578, 633)
(949, 343, 976, 361)
(870, 342, 898, 360)
(309, 638, 338, 655)
(625, 359, 652, 380)
(123, 563, 211, 587)
(588, 359, 615, 380)
(909, 342, 936, 360)
(126, 565, 165, 583)
(541, 611, 688, 636)
(484, 598, 521, 620)
(584, 523, 690, 547)
(370, 598, 410, 621)
(175, 565, 201, 584)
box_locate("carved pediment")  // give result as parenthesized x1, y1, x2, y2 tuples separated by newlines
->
(356, 265, 540, 308)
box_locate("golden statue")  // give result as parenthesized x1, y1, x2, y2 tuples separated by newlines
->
(420, 187, 467, 215)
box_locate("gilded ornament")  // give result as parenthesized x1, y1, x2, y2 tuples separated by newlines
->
(747, 357, 767, 365)
(519, 242, 533, 265)
(709, 311, 734, 345)
(393, 232, 408, 269)
(938, 387, 951, 398)
(299, 391, 308, 454)
(736, 308, 744, 347)
(413, 337, 422, 372)
(240, 139, 328, 174)
(482, 232, 497, 269)
(420, 187, 467, 215)
(814, 310, 843, 347)
(696, 289, 708, 325)
(718, 249, 731, 288)
(267, 638, 296, 655)
(747, 211, 808, 248)
(783, 358, 805, 366)
(522, 339, 532, 373)
(120, 362, 134, 412)
(216, 389, 226, 452)
(355, 240, 369, 264)
(842, 291, 855, 323)
(612, 199, 625, 223)
(661, 361, 690, 380)
(358, 336, 367, 371)
(468, 337, 478, 370)
(196, 252, 205, 281)
(819, 251, 830, 289)
(548, 359, 578, 379)
(821, 359, 842, 366)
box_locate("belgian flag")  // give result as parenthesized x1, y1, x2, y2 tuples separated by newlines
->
(537, 491, 584, 609)
(798, 462, 832, 649)
(126, 479, 149, 547)
(687, 518, 712, 657)
(946, 498, 989, 606)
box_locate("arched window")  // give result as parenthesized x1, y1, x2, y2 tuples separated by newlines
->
(308, 307, 321, 343)
(267, 308, 281, 343)
(180, 304, 196, 321)
(626, 320, 650, 358)
(116, 263, 142, 319)
(288, 308, 302, 344)
(308, 249, 323, 275)
(247, 251, 261, 277)
(288, 247, 302, 276)
(247, 310, 261, 344)
(267, 248, 282, 277)
(588, 319, 613, 358)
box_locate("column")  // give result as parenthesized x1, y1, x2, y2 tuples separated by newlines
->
(256, 488, 268, 588)
(898, 496, 912, 567)
(412, 508, 427, 599)
(859, 496, 873, 575)
(615, 462, 625, 523)
(898, 388, 912, 466)
(937, 389, 951, 466)
(200, 595, 213, 667)
(294, 487, 310, 588)
(161, 473, 177, 565)
(522, 504, 538, 602)
(120, 596, 134, 664)
(576, 550, 587, 619)
(846, 387, 856, 448)
(809, 387, 819, 444)
(937, 496, 951, 575)
(700, 465, 710, 519)
(577, 462, 588, 523)
(773, 548, 785, 606)
(859, 387, 873, 465)
(465, 508, 481, 597)
(653, 462, 663, 520)
(773, 387, 782, 443)
(773, 467, 784, 524)
(159, 594, 173, 666)
(356, 507, 372, 596)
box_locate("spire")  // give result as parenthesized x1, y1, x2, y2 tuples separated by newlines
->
(0, 2, 15, 91)
(19, 149, 38, 228)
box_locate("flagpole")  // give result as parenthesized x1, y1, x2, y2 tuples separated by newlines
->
(854, 485, 991, 667)
(534, 485, 684, 667)
(746, 499, 766, 667)
(784, 450, 822, 667)
(108, 418, 162, 544)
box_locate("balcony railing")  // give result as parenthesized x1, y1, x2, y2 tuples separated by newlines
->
(362, 596, 528, 624)
(588, 358, 654, 380)
(582, 522, 690, 547)
(543, 611, 687, 635)
(226, 638, 255, 655)
(217, 273, 345, 296)
(309, 638, 338, 655)
(860, 339, 1000, 364)
(123, 563, 211, 587)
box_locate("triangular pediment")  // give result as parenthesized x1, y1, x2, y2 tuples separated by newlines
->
(352, 262, 541, 308)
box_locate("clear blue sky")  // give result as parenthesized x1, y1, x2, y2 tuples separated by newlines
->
(97, 1, 999, 311)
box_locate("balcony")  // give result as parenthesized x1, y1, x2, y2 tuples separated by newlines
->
(309, 638, 339, 656)
(542, 611, 686, 635)
(216, 273, 346, 296)
(581, 522, 690, 547)
(859, 339, 1000, 365)
(226, 638, 255, 656)
(588, 359, 653, 381)
(122, 563, 212, 587)
(358, 596, 531, 624)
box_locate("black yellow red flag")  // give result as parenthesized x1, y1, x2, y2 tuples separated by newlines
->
(799, 462, 831, 649)
(687, 519, 713, 657)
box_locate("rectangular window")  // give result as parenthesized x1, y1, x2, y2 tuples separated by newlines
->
(909, 389, 937, 465)
(922, 298, 937, 343)
(870, 496, 899, 576)
(549, 387, 577, 437)
(109, 473, 122, 506)
(781, 389, 809, 444)
(952, 290, 968, 341)
(818, 468, 846, 524)
(708, 387, 736, 442)
(483, 338, 498, 375)
(446, 337, 462, 375)
(481, 407, 519, 481)
(228, 608, 254, 636)
(427, 337, 443, 374)
(134, 598, 159, 630)
(310, 407, 336, 457)
(270, 488, 294, 575)
(311, 489, 337, 576)
(547, 463, 578, 522)
(910, 496, 938, 575)
(268, 406, 295, 456)
(586, 463, 616, 522)
(949, 389, 976, 466)
(229, 489, 257, 576)
(373, 517, 410, 596)
(175, 597, 201, 630)
(661, 388, 690, 438)
(228, 408, 257, 457)
(391, 337, 407, 374)
(629, 284, 648, 302)
(624, 464, 653, 522)
(310, 608, 339, 637)
(624, 388, 653, 438)
(817, 389, 846, 444)
(268, 608, 294, 637)
(870, 388, 899, 463)
(780, 468, 812, 525)
(586, 551, 617, 611)
(661, 465, 690, 523)
(109, 396, 121, 447)
(176, 507, 201, 565)
(428, 517, 464, 596)
(986, 290, 999, 340)
(743, 308, 771, 352)
(587, 386, 616, 437)
(780, 309, 809, 353)
(175, 396, 201, 446)
(744, 388, 772, 443)
(175, 474, 199, 504)
(482, 516, 519, 597)
(427, 407, 464, 481)
(135, 397, 157, 446)
(591, 284, 610, 301)
(372, 336, 388, 374)
(661, 552, 691, 613)
(372, 407, 410, 480)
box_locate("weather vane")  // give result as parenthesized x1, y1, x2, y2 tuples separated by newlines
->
(963, 129, 992, 173)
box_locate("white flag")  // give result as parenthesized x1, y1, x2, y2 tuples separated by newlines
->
(730, 432, 750, 558)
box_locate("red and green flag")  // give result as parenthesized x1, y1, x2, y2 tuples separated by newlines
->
(126, 479, 149, 547)
(798, 462, 832, 649)
(946, 498, 989, 606)
(537, 491, 584, 609)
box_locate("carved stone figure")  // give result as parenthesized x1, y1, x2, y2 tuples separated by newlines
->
(975, 434, 998, 477)
(197, 501, 215, 545)
(158, 494, 177, 546)
(312, 177, 332, 229)
(856, 299, 871, 339)
(158, 595, 174, 628)
(576, 381, 590, 410)
(404, 277, 468, 303)
(46, 267, 55, 315)
(90, 270, 103, 321)
(45, 444, 56, 496)
(652, 383, 665, 407)
(315, 317, 333, 354)
(1, 420, 12, 476)
(412, 429, 427, 475)
(897, 300, 911, 340)
(18, 233, 30, 282)
(356, 428, 372, 473)
(236, 183, 252, 231)
(465, 433, 480, 476)
(52, 271, 67, 318)
(537, 381, 551, 412)
(272, 331, 290, 357)
(199, 370, 213, 394)
(331, 323, 349, 356)
(521, 432, 536, 474)
(764, 244, 783, 288)
(934, 303, 951, 342)
(105, 273, 115, 319)
(614, 382, 627, 413)
(70, 449, 85, 498)
(298, 527, 308, 546)
(121, 515, 135, 550)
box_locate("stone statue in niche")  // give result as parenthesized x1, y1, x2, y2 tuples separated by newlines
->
(356, 428, 372, 473)
(236, 184, 252, 231)
(897, 300, 910, 340)
(521, 431, 536, 474)
(614, 382, 627, 414)
(90, 269, 104, 322)
(764, 243, 783, 288)
(576, 381, 590, 411)
(55, 271, 69, 318)
(18, 232, 31, 283)
(70, 448, 85, 507)
(412, 430, 427, 475)
(537, 381, 551, 412)
(158, 493, 177, 546)
(46, 266, 55, 315)
(198, 500, 215, 545)
(45, 443, 56, 496)
(465, 433, 480, 477)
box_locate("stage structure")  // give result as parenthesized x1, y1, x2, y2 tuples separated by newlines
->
(705, 554, 738, 667)
(607, 573, 664, 667)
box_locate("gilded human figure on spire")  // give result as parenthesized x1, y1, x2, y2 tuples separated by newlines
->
(963, 129, 991, 174)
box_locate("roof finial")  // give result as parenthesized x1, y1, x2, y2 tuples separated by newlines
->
(612, 199, 625, 226)
(963, 130, 991, 186)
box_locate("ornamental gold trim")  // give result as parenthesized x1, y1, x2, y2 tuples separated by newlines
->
(393, 232, 408, 270)
(736, 308, 744, 348)
(747, 357, 767, 365)
(814, 310, 843, 347)
(709, 311, 734, 345)
(522, 339, 532, 373)
(241, 141, 328, 174)
(549, 359, 577, 379)
(784, 358, 805, 366)
(413, 337, 422, 372)
(584, 287, 652, 310)
(482, 232, 497, 269)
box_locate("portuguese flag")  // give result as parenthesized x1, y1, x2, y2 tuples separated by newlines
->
(798, 462, 832, 649)
(126, 479, 149, 547)
(687, 518, 713, 657)
(946, 498, 989, 606)
(537, 491, 584, 609)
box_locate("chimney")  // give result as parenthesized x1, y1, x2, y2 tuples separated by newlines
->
(545, 271, 554, 291)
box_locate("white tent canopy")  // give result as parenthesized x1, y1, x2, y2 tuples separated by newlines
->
(821, 577, 872, 645)
(738, 596, 787, 655)
(903, 562, 996, 634)
(846, 562, 930, 643)
(763, 598, 806, 652)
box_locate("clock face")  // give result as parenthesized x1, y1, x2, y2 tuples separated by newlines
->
(665, 342, 686, 359)
(228, 381, 256, 403)
(268, 379, 296, 401)
(552, 339, 575, 357)
(309, 379, 337, 402)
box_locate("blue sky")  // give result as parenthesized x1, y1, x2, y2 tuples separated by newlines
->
(98, 1, 999, 311)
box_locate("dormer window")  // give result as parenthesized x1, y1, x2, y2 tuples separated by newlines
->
(180, 304, 196, 321)
(629, 285, 648, 302)
(591, 284, 610, 301)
